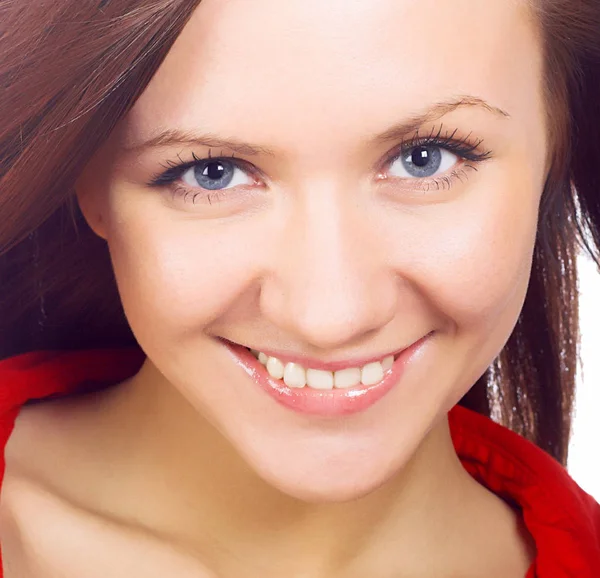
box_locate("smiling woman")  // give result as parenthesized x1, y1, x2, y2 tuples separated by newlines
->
(0, 0, 599, 577)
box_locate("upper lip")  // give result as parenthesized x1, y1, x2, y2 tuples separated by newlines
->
(221, 334, 429, 372)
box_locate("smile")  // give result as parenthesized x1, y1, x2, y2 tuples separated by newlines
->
(220, 334, 432, 417)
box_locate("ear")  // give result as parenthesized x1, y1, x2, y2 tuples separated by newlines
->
(74, 129, 123, 240)
(74, 180, 108, 240)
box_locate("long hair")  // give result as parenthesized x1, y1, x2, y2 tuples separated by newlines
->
(1, 0, 599, 466)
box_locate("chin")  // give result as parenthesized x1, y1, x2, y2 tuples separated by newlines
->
(215, 396, 437, 505)
(238, 438, 409, 504)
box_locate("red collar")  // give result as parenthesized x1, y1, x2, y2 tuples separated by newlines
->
(1, 348, 599, 576)
(450, 404, 600, 576)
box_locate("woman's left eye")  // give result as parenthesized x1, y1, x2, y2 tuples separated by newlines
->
(388, 146, 458, 179)
(181, 159, 253, 191)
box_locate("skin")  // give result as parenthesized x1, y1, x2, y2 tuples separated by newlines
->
(3, 0, 546, 576)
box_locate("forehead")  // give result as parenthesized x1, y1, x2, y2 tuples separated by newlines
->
(123, 0, 542, 151)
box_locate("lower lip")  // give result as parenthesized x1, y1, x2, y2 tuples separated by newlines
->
(221, 335, 431, 417)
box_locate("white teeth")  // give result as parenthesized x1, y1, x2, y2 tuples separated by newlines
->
(266, 357, 285, 380)
(251, 349, 394, 390)
(306, 368, 334, 390)
(283, 363, 306, 388)
(382, 355, 394, 372)
(361, 362, 384, 386)
(333, 367, 362, 389)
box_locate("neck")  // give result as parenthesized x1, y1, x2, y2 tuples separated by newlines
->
(97, 358, 533, 578)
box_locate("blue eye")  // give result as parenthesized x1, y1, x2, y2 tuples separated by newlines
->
(390, 146, 458, 179)
(181, 159, 253, 191)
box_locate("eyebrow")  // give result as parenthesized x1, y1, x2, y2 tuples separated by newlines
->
(372, 95, 510, 144)
(123, 95, 510, 156)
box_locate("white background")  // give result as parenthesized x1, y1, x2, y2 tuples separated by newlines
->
(567, 251, 600, 501)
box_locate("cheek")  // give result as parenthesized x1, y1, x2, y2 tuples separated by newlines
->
(103, 198, 263, 344)
(389, 175, 541, 334)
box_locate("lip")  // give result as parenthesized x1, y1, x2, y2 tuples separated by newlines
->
(221, 333, 432, 417)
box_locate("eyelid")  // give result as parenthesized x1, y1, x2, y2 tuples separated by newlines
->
(374, 124, 492, 177)
(197, 151, 269, 183)
(148, 151, 265, 188)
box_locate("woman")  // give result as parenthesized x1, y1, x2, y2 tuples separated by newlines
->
(0, 0, 599, 575)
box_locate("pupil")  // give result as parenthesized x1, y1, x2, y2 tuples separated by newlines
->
(204, 162, 225, 180)
(412, 147, 430, 168)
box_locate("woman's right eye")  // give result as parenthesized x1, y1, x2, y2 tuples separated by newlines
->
(180, 158, 255, 191)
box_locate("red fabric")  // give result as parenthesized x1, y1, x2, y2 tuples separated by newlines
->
(0, 348, 599, 576)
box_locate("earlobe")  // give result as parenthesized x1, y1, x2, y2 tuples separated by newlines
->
(74, 186, 108, 240)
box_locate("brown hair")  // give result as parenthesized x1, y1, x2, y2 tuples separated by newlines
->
(0, 0, 599, 466)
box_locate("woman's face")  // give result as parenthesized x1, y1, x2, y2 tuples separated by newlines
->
(77, 0, 548, 501)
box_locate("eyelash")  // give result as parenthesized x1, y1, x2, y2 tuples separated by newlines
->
(149, 150, 254, 207)
(147, 124, 493, 205)
(381, 125, 492, 190)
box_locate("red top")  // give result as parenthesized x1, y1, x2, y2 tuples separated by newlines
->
(0, 348, 599, 576)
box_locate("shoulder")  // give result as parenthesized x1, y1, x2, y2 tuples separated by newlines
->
(0, 471, 215, 577)
(0, 400, 94, 576)
(0, 399, 216, 578)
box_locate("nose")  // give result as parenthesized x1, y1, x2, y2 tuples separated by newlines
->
(260, 181, 398, 352)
